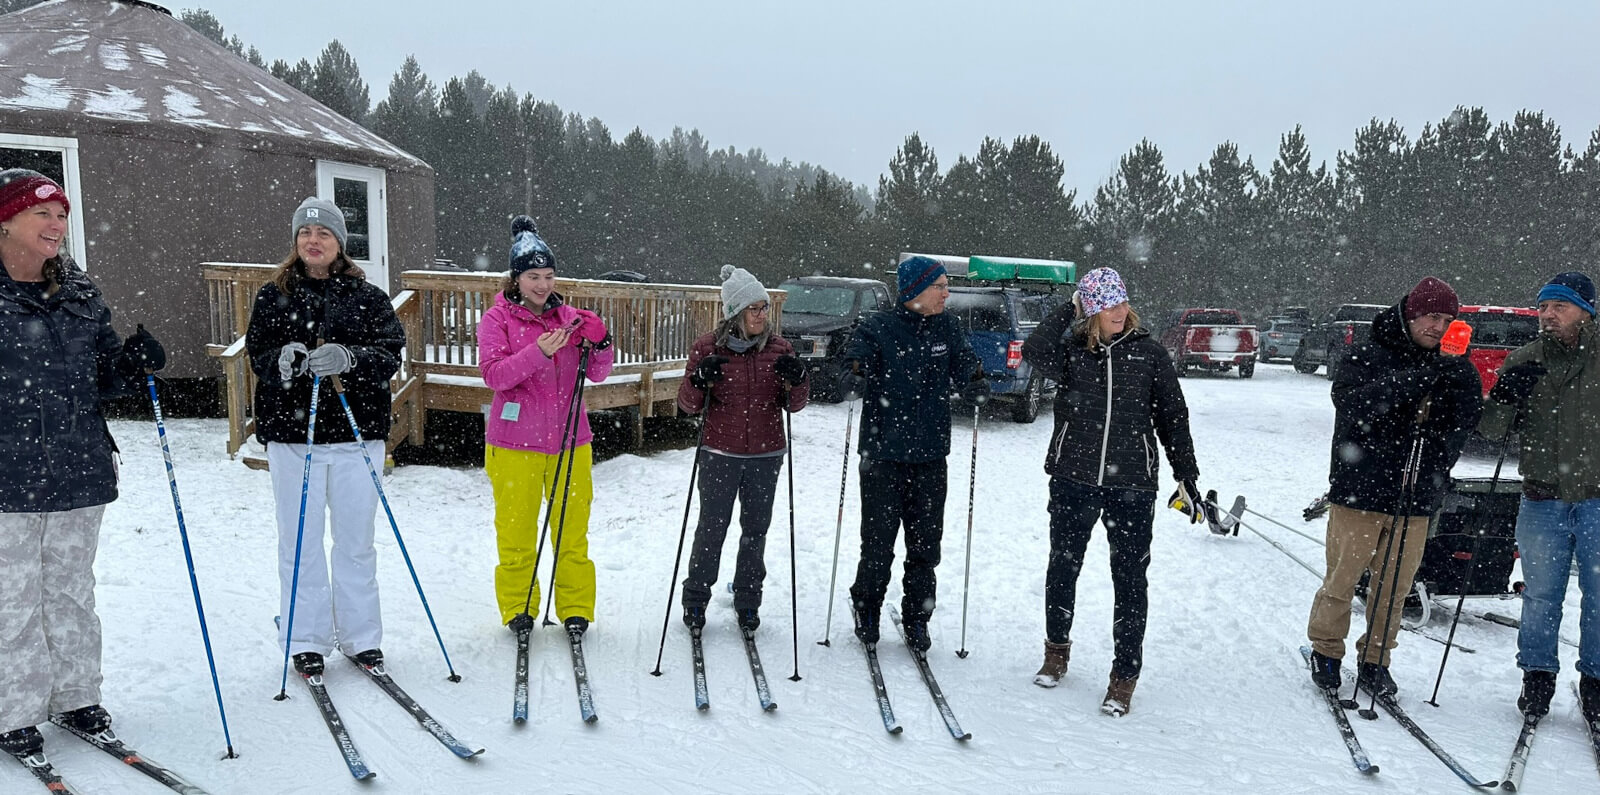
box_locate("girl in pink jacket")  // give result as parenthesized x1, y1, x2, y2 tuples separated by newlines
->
(479, 216, 612, 635)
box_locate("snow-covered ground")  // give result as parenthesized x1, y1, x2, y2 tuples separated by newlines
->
(22, 362, 1592, 793)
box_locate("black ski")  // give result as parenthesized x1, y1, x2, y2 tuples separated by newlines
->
(512, 626, 531, 724)
(850, 604, 901, 735)
(347, 656, 483, 759)
(1499, 713, 1540, 792)
(890, 609, 971, 741)
(48, 717, 210, 794)
(691, 627, 710, 711)
(567, 625, 598, 723)
(1297, 647, 1377, 775)
(1357, 680, 1497, 788)
(303, 673, 375, 780)
(740, 628, 778, 712)
(1578, 681, 1600, 782)
(5, 747, 78, 794)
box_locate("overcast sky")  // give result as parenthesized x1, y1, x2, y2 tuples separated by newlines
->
(188, 0, 1600, 198)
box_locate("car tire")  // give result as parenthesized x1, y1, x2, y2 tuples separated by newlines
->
(1011, 375, 1043, 424)
(1174, 359, 1190, 378)
(1239, 360, 1255, 379)
(1292, 350, 1318, 374)
(1325, 356, 1338, 381)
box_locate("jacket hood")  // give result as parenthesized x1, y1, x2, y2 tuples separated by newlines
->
(1371, 302, 1430, 365)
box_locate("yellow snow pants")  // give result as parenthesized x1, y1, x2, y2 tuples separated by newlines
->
(486, 443, 596, 625)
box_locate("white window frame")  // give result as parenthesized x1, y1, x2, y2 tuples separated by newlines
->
(315, 160, 388, 291)
(0, 133, 87, 270)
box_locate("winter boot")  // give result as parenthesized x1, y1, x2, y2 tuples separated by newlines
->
(1101, 675, 1139, 717)
(0, 726, 43, 756)
(352, 648, 385, 668)
(902, 617, 931, 654)
(1033, 641, 1072, 688)
(1517, 670, 1557, 717)
(1581, 675, 1600, 729)
(564, 616, 589, 636)
(507, 613, 535, 634)
(737, 608, 761, 632)
(1357, 662, 1397, 696)
(852, 601, 880, 646)
(683, 605, 706, 631)
(57, 704, 112, 735)
(1309, 650, 1342, 690)
(293, 652, 325, 676)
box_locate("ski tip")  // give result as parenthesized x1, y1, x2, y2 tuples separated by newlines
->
(956, 732, 973, 741)
(763, 703, 778, 713)
(887, 725, 904, 735)
(583, 714, 599, 724)
(696, 703, 710, 712)
(1479, 781, 1501, 789)
(1362, 764, 1380, 775)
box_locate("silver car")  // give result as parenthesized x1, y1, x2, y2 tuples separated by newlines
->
(1257, 318, 1307, 362)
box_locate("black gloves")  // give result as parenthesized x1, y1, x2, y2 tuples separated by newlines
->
(774, 354, 807, 386)
(838, 366, 866, 401)
(961, 376, 992, 406)
(690, 354, 729, 390)
(1168, 478, 1216, 527)
(1489, 361, 1547, 406)
(122, 324, 165, 372)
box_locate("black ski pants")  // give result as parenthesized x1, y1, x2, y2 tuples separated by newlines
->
(849, 456, 947, 624)
(681, 451, 784, 612)
(1045, 476, 1155, 680)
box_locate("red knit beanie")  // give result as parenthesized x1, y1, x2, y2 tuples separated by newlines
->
(1403, 276, 1459, 320)
(0, 169, 69, 224)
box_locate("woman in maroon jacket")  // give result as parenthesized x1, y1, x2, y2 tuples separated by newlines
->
(677, 265, 809, 633)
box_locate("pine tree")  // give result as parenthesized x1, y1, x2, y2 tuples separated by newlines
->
(270, 58, 314, 93)
(1261, 126, 1336, 308)
(875, 133, 943, 253)
(309, 40, 371, 124)
(1090, 139, 1176, 311)
(368, 55, 439, 163)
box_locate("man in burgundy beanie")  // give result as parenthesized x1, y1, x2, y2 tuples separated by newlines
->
(1305, 275, 1481, 698)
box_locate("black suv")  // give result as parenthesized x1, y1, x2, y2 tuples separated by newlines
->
(777, 276, 893, 401)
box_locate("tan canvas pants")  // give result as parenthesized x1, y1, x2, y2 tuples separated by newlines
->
(1307, 504, 1429, 666)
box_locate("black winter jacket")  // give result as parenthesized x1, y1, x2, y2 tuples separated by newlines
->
(1022, 304, 1198, 491)
(246, 272, 404, 445)
(1328, 302, 1482, 516)
(842, 305, 981, 463)
(0, 262, 136, 512)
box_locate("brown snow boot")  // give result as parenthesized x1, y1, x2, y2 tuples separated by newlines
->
(1100, 674, 1139, 717)
(1032, 641, 1071, 688)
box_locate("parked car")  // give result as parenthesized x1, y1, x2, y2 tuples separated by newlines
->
(776, 276, 894, 401)
(594, 269, 650, 283)
(1159, 308, 1260, 378)
(1293, 303, 1387, 379)
(945, 285, 1067, 422)
(1457, 305, 1539, 397)
(1257, 317, 1309, 363)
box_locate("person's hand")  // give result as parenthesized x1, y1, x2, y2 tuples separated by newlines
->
(572, 309, 608, 345)
(838, 366, 866, 401)
(122, 324, 165, 372)
(537, 325, 575, 357)
(278, 342, 309, 381)
(1489, 361, 1548, 406)
(306, 343, 355, 376)
(690, 354, 729, 390)
(1169, 478, 1207, 525)
(774, 355, 806, 386)
(960, 376, 991, 406)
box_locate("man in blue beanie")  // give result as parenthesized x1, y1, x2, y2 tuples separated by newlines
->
(1481, 271, 1600, 726)
(836, 256, 987, 655)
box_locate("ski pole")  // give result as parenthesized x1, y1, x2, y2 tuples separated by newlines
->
(276, 375, 322, 701)
(956, 403, 978, 659)
(1358, 429, 1425, 721)
(328, 375, 461, 682)
(516, 344, 589, 623)
(1426, 419, 1517, 707)
(816, 399, 855, 647)
(1231, 514, 1323, 576)
(784, 403, 802, 681)
(651, 384, 712, 676)
(146, 374, 238, 758)
(542, 343, 593, 626)
(1243, 505, 1328, 546)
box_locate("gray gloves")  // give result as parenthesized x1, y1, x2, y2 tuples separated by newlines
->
(306, 343, 355, 376)
(278, 342, 309, 381)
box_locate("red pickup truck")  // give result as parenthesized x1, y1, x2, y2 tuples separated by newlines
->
(1457, 305, 1539, 397)
(1160, 308, 1260, 378)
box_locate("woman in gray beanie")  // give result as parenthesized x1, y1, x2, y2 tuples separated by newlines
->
(675, 265, 810, 634)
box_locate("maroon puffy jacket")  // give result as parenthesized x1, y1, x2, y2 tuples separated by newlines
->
(677, 331, 809, 454)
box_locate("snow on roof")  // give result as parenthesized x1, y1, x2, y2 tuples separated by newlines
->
(0, 0, 425, 169)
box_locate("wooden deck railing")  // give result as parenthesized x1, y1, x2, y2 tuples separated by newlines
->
(203, 264, 785, 461)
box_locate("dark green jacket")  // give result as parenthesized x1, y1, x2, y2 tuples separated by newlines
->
(1481, 320, 1600, 502)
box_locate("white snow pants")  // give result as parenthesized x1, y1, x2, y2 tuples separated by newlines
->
(0, 505, 106, 733)
(268, 441, 382, 657)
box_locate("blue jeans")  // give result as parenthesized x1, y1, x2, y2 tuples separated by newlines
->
(1515, 496, 1600, 678)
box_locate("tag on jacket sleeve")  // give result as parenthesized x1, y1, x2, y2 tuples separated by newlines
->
(500, 401, 521, 422)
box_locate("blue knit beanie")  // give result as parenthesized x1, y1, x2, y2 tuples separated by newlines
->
(897, 256, 946, 303)
(1538, 271, 1596, 316)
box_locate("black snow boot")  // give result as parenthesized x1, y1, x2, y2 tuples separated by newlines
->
(1517, 670, 1557, 717)
(1582, 675, 1600, 728)
(507, 613, 535, 634)
(1309, 650, 1342, 690)
(352, 648, 385, 668)
(852, 601, 880, 646)
(737, 608, 760, 632)
(293, 652, 325, 676)
(58, 704, 112, 734)
(902, 617, 931, 654)
(0, 726, 43, 756)
(1357, 662, 1397, 696)
(564, 616, 589, 636)
(683, 605, 706, 631)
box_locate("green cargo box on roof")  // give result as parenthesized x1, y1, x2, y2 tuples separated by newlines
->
(966, 256, 1075, 284)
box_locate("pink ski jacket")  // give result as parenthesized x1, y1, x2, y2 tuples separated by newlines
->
(478, 292, 614, 453)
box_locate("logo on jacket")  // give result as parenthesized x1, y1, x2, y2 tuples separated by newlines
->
(931, 341, 948, 357)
